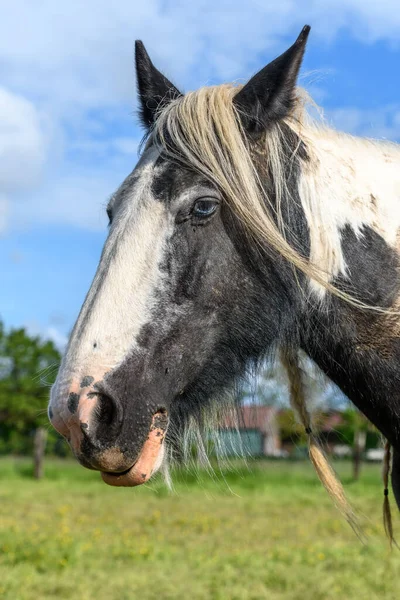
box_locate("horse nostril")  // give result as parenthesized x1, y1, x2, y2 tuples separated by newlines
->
(95, 393, 117, 426)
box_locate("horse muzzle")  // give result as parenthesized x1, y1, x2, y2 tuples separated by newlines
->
(49, 375, 169, 486)
(101, 412, 167, 486)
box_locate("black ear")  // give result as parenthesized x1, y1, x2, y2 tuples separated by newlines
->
(135, 41, 182, 129)
(233, 25, 311, 134)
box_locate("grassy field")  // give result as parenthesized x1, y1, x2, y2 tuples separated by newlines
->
(0, 457, 399, 600)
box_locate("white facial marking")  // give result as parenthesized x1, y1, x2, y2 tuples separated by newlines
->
(51, 146, 171, 403)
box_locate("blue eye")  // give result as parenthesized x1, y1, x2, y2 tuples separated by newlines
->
(192, 198, 219, 219)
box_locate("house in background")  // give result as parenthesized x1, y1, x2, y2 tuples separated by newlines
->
(218, 405, 281, 457)
(279, 409, 348, 456)
(217, 406, 381, 459)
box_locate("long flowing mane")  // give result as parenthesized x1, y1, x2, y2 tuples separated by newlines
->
(153, 82, 400, 538)
(153, 83, 400, 305)
(154, 84, 320, 281)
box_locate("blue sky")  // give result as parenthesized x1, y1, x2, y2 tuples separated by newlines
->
(1, 0, 400, 348)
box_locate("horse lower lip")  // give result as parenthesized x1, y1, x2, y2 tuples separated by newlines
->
(100, 411, 167, 487)
(100, 460, 149, 487)
(104, 465, 133, 476)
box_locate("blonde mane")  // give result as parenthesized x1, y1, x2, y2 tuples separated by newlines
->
(153, 83, 400, 311)
(153, 83, 400, 541)
(153, 83, 352, 301)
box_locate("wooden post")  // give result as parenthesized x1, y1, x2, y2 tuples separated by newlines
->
(33, 427, 47, 479)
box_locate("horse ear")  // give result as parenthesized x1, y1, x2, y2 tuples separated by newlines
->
(135, 41, 182, 129)
(233, 25, 311, 134)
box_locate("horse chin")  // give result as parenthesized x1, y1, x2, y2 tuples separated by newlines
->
(101, 413, 167, 487)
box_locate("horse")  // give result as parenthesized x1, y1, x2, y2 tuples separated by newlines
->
(49, 25, 400, 537)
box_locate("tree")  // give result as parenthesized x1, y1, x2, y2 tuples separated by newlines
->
(0, 321, 61, 477)
(335, 407, 376, 480)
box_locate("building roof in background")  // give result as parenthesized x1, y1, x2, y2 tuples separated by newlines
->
(222, 405, 277, 434)
(223, 407, 347, 435)
(320, 411, 345, 432)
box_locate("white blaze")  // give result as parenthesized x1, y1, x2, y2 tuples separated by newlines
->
(52, 147, 170, 399)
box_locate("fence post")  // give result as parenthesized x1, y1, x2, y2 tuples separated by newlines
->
(33, 427, 48, 479)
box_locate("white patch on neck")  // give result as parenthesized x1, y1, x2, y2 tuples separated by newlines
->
(299, 128, 400, 295)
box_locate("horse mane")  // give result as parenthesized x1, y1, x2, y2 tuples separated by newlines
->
(153, 83, 397, 540)
(152, 83, 353, 300)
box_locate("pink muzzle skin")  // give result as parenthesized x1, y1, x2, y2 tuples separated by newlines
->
(50, 378, 168, 487)
(51, 377, 101, 455)
(101, 412, 167, 487)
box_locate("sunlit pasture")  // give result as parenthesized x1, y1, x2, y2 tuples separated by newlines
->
(0, 458, 398, 600)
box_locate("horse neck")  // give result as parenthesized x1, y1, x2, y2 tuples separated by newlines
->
(301, 296, 400, 440)
(297, 127, 400, 448)
(297, 126, 400, 294)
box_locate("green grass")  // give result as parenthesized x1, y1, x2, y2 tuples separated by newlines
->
(0, 456, 398, 600)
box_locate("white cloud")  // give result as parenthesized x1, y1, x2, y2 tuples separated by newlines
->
(2, 1, 399, 112)
(68, 137, 140, 161)
(45, 327, 68, 351)
(12, 170, 118, 231)
(0, 88, 52, 232)
(0, 88, 49, 192)
(1, 0, 400, 232)
(328, 105, 400, 140)
(25, 320, 68, 351)
(309, 0, 400, 45)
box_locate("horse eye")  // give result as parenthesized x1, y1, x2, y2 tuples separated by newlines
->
(192, 198, 219, 219)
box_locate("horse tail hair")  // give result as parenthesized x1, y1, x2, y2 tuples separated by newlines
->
(281, 348, 362, 538)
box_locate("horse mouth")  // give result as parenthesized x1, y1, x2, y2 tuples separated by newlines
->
(101, 410, 168, 487)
